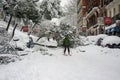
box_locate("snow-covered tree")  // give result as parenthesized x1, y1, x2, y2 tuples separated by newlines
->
(53, 22, 77, 46)
(36, 0, 83, 47)
(2, 0, 17, 31)
(63, 0, 77, 15)
(37, 18, 76, 45)
(39, 0, 62, 20)
(14, 0, 40, 24)
(60, 0, 84, 46)
(36, 18, 85, 47)
(61, 0, 77, 26)
(36, 20, 54, 41)
(14, 0, 41, 35)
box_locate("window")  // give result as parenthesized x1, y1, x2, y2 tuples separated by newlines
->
(113, 8, 116, 16)
(109, 11, 111, 17)
(118, 4, 120, 13)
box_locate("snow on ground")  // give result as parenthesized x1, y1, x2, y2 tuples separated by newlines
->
(0, 45, 120, 80)
(0, 20, 120, 80)
(51, 18, 60, 26)
(87, 36, 97, 45)
(36, 37, 57, 47)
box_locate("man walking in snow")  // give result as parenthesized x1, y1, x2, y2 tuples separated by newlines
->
(63, 35, 71, 56)
(27, 36, 34, 48)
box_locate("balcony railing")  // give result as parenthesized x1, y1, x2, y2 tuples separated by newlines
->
(86, 1, 99, 13)
(104, 0, 114, 5)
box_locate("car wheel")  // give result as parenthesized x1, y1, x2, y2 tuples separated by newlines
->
(112, 44, 117, 48)
(118, 43, 120, 48)
(105, 44, 110, 48)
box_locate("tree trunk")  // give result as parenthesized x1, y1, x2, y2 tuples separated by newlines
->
(6, 15, 13, 31)
(23, 18, 29, 26)
(36, 37, 41, 42)
(11, 23, 18, 39)
(32, 23, 36, 30)
(28, 23, 36, 35)
(36, 34, 45, 42)
(20, 26, 23, 31)
(3, 13, 7, 21)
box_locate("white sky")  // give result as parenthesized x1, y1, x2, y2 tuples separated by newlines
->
(60, 0, 69, 7)
(38, 0, 69, 7)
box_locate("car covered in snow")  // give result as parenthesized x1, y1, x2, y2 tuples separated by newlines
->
(87, 34, 108, 45)
(95, 34, 108, 46)
(101, 36, 120, 48)
(87, 34, 120, 48)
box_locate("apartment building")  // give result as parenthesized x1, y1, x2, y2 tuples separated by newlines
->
(77, 0, 104, 35)
(77, 0, 87, 35)
(104, 0, 120, 36)
(85, 0, 104, 35)
(77, 0, 120, 36)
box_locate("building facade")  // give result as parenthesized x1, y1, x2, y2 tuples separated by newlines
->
(104, 0, 120, 36)
(106, 0, 120, 23)
(77, 0, 83, 34)
(77, 0, 87, 35)
(85, 0, 104, 35)
(77, 0, 120, 36)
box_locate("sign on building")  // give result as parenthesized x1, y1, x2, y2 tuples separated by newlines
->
(104, 17, 112, 25)
(97, 17, 104, 25)
(82, 26, 87, 32)
(116, 20, 120, 26)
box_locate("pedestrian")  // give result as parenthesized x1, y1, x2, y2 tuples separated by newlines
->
(63, 35, 71, 56)
(27, 36, 33, 48)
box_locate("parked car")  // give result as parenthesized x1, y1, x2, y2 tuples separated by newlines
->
(95, 34, 108, 46)
(101, 36, 120, 48)
(96, 38, 103, 46)
(87, 34, 108, 45)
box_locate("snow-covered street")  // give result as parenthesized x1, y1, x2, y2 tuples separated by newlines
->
(0, 20, 120, 80)
(0, 0, 120, 79)
(0, 45, 120, 80)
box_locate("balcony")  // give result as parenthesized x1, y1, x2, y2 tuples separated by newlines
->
(87, 1, 99, 14)
(112, 13, 120, 23)
(104, 0, 114, 5)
